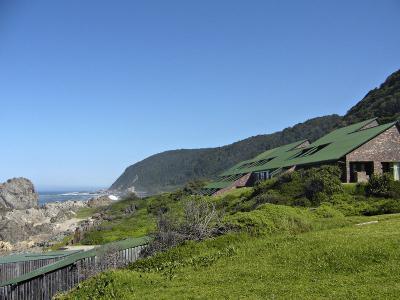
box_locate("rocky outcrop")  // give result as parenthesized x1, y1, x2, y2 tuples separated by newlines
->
(0, 178, 39, 210)
(87, 195, 113, 208)
(0, 200, 88, 251)
(0, 177, 125, 253)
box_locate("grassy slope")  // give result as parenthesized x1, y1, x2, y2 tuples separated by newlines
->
(60, 212, 400, 299)
(79, 198, 157, 245)
(77, 188, 253, 246)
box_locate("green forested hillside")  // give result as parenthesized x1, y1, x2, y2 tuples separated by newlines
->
(111, 69, 400, 195)
(111, 115, 342, 194)
(345, 70, 400, 124)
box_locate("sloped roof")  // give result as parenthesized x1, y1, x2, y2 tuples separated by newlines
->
(220, 140, 309, 176)
(203, 118, 398, 193)
(204, 140, 308, 190)
(287, 120, 397, 167)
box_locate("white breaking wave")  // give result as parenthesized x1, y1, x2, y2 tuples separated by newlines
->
(60, 192, 96, 196)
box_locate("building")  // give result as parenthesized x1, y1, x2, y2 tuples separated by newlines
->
(202, 118, 400, 196)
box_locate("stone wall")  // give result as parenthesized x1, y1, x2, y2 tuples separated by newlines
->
(345, 124, 400, 182)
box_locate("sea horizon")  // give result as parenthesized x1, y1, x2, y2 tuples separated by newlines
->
(38, 188, 107, 205)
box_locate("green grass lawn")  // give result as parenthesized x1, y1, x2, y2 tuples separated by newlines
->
(59, 212, 400, 299)
(80, 208, 156, 244)
(75, 207, 99, 219)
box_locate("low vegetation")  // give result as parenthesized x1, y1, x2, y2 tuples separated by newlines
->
(60, 211, 400, 299)
(59, 166, 400, 299)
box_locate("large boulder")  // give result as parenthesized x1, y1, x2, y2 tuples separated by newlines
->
(87, 195, 113, 208)
(0, 178, 39, 210)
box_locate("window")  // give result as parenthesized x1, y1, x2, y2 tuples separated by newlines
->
(394, 163, 400, 181)
(255, 171, 270, 181)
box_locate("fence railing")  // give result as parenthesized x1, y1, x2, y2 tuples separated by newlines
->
(0, 237, 150, 300)
(0, 250, 82, 283)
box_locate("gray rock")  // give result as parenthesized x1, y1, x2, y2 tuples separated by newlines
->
(0, 219, 31, 243)
(87, 196, 112, 208)
(0, 178, 39, 210)
(124, 203, 137, 215)
(50, 210, 74, 223)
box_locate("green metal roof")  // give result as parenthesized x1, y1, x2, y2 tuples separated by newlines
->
(219, 140, 309, 176)
(0, 236, 151, 287)
(205, 119, 398, 193)
(203, 140, 308, 190)
(0, 250, 82, 264)
(286, 121, 397, 167)
(310, 118, 377, 147)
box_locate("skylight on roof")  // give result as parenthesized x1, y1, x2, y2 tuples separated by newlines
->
(290, 143, 330, 159)
(237, 157, 275, 169)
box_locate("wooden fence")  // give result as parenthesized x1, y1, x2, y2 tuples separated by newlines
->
(0, 237, 149, 300)
(0, 251, 81, 283)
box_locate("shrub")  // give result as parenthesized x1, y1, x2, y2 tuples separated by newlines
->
(388, 180, 400, 198)
(142, 200, 222, 257)
(292, 197, 312, 207)
(251, 166, 345, 207)
(215, 190, 252, 213)
(252, 190, 291, 207)
(79, 245, 128, 280)
(366, 174, 392, 197)
(253, 178, 277, 195)
(359, 198, 400, 216)
(303, 166, 344, 205)
(355, 183, 367, 196)
(224, 204, 313, 236)
(277, 171, 305, 197)
(342, 183, 366, 196)
(181, 180, 207, 196)
(314, 203, 345, 218)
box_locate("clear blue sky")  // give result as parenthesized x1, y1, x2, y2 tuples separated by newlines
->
(0, 0, 399, 190)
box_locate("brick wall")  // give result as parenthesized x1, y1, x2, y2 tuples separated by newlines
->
(345, 125, 400, 182)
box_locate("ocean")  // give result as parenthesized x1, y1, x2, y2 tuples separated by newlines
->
(38, 190, 103, 205)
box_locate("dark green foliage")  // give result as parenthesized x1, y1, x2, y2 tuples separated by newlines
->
(314, 203, 345, 218)
(361, 198, 400, 216)
(303, 166, 344, 204)
(181, 180, 207, 195)
(252, 190, 292, 207)
(146, 196, 170, 215)
(326, 193, 400, 216)
(224, 204, 313, 236)
(344, 69, 400, 124)
(366, 174, 392, 197)
(343, 183, 367, 196)
(388, 180, 400, 198)
(250, 166, 344, 207)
